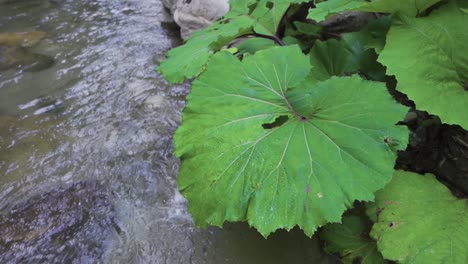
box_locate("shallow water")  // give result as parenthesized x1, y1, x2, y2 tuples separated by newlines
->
(0, 1, 336, 263)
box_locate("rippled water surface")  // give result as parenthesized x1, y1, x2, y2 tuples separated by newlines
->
(0, 1, 336, 263)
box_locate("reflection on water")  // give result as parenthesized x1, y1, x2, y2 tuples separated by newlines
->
(0, 0, 336, 263)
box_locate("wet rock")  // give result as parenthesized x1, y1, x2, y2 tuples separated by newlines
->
(161, 0, 178, 13)
(0, 31, 47, 47)
(0, 45, 54, 72)
(0, 181, 116, 262)
(0, 31, 53, 71)
(144, 95, 166, 109)
(162, 0, 229, 39)
(0, 0, 43, 4)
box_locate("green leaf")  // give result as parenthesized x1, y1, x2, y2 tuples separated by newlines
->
(347, 15, 391, 54)
(175, 45, 409, 237)
(157, 16, 253, 84)
(235, 38, 276, 55)
(378, 0, 468, 128)
(282, 21, 321, 51)
(308, 0, 442, 22)
(367, 170, 468, 264)
(309, 39, 358, 81)
(158, 0, 308, 84)
(227, 0, 258, 16)
(293, 21, 322, 37)
(321, 214, 388, 264)
(341, 31, 387, 81)
(252, 0, 308, 34)
(309, 36, 385, 82)
(308, 0, 366, 22)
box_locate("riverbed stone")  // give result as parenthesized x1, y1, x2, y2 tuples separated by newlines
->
(144, 95, 166, 109)
(0, 31, 47, 47)
(0, 45, 54, 71)
(162, 0, 229, 39)
(0, 31, 54, 71)
(161, 0, 178, 13)
(0, 181, 116, 262)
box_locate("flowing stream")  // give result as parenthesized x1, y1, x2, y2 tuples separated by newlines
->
(0, 1, 336, 263)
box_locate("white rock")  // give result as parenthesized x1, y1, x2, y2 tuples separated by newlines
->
(144, 95, 166, 109)
(161, 0, 178, 13)
(163, 0, 229, 40)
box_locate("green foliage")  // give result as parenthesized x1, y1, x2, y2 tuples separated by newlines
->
(282, 21, 321, 51)
(158, 0, 468, 261)
(308, 0, 442, 22)
(235, 38, 276, 54)
(367, 171, 468, 264)
(345, 15, 390, 54)
(309, 33, 386, 82)
(378, 0, 468, 129)
(308, 0, 365, 22)
(321, 213, 387, 264)
(174, 45, 408, 237)
(249, 0, 305, 34)
(157, 0, 308, 83)
(309, 39, 358, 81)
(156, 16, 253, 84)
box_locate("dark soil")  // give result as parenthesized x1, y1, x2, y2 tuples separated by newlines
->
(386, 82, 468, 198)
(396, 110, 468, 198)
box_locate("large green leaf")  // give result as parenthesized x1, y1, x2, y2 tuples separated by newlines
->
(158, 0, 307, 84)
(321, 214, 387, 264)
(378, 0, 468, 128)
(367, 171, 468, 264)
(175, 45, 409, 237)
(308, 0, 441, 22)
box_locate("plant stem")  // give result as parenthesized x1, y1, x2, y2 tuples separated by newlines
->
(236, 33, 285, 46)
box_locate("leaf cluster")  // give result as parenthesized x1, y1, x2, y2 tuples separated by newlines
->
(157, 0, 468, 263)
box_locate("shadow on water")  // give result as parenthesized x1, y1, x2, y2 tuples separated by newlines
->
(0, 0, 337, 263)
(193, 223, 339, 264)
